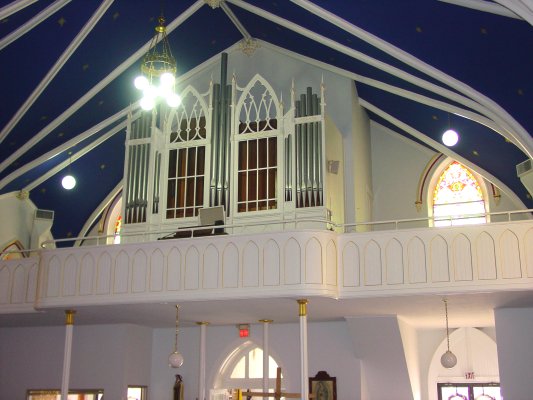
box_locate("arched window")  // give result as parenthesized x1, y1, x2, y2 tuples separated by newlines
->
(212, 341, 284, 399)
(1, 240, 25, 260)
(432, 161, 487, 227)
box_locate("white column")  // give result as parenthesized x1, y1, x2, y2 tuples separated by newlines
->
(298, 299, 309, 400)
(61, 310, 76, 400)
(260, 319, 273, 399)
(197, 322, 209, 400)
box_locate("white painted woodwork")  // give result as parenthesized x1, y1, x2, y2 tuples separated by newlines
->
(1, 221, 533, 312)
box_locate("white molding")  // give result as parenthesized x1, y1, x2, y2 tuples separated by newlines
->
(0, 0, 114, 145)
(0, 0, 37, 20)
(0, 107, 132, 191)
(438, 0, 522, 19)
(0, 0, 205, 175)
(493, 0, 533, 24)
(287, 0, 533, 158)
(0, 0, 71, 51)
(359, 98, 527, 210)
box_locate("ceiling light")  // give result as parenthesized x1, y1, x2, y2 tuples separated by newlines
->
(62, 153, 76, 190)
(442, 113, 459, 147)
(440, 298, 457, 368)
(134, 15, 180, 111)
(168, 305, 184, 368)
(442, 129, 459, 147)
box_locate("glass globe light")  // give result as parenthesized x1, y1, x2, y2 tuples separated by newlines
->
(442, 129, 459, 146)
(62, 175, 76, 190)
(134, 75, 149, 91)
(160, 72, 175, 88)
(166, 93, 182, 108)
(440, 350, 457, 369)
(143, 85, 159, 99)
(168, 351, 184, 368)
(140, 96, 155, 111)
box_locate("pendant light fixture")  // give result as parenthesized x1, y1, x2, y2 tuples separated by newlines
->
(440, 298, 457, 368)
(134, 4, 181, 111)
(442, 113, 459, 147)
(61, 152, 76, 190)
(168, 304, 184, 368)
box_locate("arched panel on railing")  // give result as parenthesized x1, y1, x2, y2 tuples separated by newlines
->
(500, 229, 522, 279)
(408, 237, 427, 284)
(27, 263, 38, 302)
(476, 232, 497, 280)
(96, 252, 112, 295)
(79, 254, 95, 296)
(203, 244, 220, 289)
(526, 228, 533, 278)
(222, 243, 239, 288)
(185, 246, 200, 290)
(243, 241, 260, 287)
(150, 248, 165, 292)
(385, 238, 404, 285)
(430, 235, 449, 283)
(132, 250, 148, 293)
(114, 251, 130, 294)
(0, 266, 10, 303)
(326, 240, 337, 286)
(11, 265, 25, 304)
(63, 255, 78, 296)
(305, 237, 323, 284)
(167, 247, 182, 291)
(46, 255, 62, 297)
(453, 234, 473, 281)
(364, 240, 382, 286)
(264, 239, 280, 286)
(284, 238, 301, 285)
(342, 241, 360, 287)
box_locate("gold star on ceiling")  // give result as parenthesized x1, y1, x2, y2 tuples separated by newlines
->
(416, 26, 422, 33)
(57, 132, 64, 137)
(1, 18, 9, 24)
(40, 115, 48, 121)
(98, 100, 104, 106)
(472, 150, 479, 156)
(480, 27, 488, 34)
(40, 188, 46, 193)
(82, 64, 89, 71)
(58, 17, 66, 27)
(432, 115, 438, 120)
(100, 164, 106, 170)
(517, 89, 524, 96)
(113, 12, 120, 20)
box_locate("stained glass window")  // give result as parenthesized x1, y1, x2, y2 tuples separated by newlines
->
(433, 161, 486, 227)
(113, 215, 122, 244)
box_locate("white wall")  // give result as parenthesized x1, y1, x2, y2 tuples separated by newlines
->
(150, 321, 360, 400)
(495, 307, 533, 400)
(0, 324, 152, 400)
(0, 192, 38, 251)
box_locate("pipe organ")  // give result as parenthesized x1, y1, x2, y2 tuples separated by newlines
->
(122, 54, 333, 237)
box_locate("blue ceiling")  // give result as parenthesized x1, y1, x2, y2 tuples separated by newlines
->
(0, 0, 531, 241)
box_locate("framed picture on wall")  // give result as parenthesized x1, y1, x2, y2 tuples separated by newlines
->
(309, 371, 337, 400)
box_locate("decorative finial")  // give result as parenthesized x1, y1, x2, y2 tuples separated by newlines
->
(239, 38, 259, 56)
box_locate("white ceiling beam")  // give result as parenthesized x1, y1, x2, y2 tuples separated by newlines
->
(0, 0, 115, 145)
(0, 0, 71, 51)
(359, 98, 527, 211)
(287, 0, 533, 158)
(0, 0, 37, 20)
(493, 0, 533, 25)
(438, 0, 522, 20)
(220, 2, 251, 39)
(23, 113, 139, 192)
(0, 106, 131, 191)
(259, 41, 523, 150)
(0, 0, 204, 175)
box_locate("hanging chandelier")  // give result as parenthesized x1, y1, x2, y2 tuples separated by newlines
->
(440, 298, 457, 368)
(168, 304, 184, 368)
(134, 15, 181, 111)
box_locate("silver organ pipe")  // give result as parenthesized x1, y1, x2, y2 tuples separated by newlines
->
(294, 87, 323, 208)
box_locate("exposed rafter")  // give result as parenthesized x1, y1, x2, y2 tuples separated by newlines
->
(0, 0, 115, 145)
(288, 0, 533, 158)
(0, 0, 37, 20)
(0, 0, 71, 51)
(0, 0, 205, 175)
(438, 0, 522, 20)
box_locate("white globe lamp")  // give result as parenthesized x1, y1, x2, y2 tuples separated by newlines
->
(62, 175, 76, 190)
(442, 129, 459, 146)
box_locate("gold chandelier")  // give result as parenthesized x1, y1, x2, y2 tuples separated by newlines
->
(134, 15, 181, 111)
